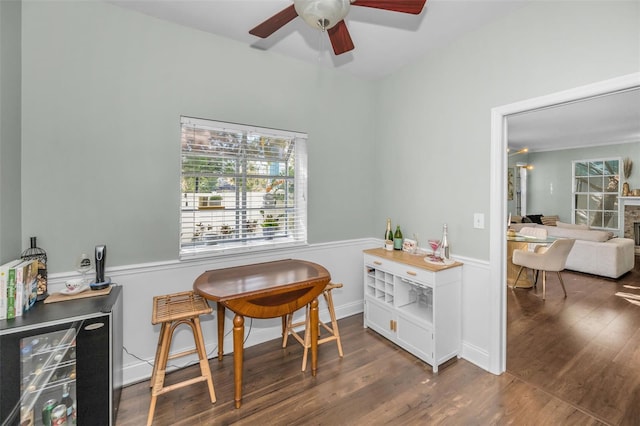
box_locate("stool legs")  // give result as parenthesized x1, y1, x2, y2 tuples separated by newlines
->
(285, 304, 311, 370)
(147, 318, 216, 426)
(149, 322, 168, 391)
(283, 283, 344, 371)
(193, 317, 216, 404)
(147, 322, 173, 426)
(323, 286, 343, 358)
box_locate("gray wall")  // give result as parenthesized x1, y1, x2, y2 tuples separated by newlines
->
(528, 141, 640, 221)
(4, 0, 640, 272)
(374, 0, 639, 260)
(20, 1, 377, 272)
(0, 0, 22, 264)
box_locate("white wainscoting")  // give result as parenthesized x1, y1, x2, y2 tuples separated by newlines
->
(454, 255, 492, 371)
(46, 239, 494, 386)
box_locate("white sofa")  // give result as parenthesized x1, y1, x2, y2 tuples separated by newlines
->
(510, 223, 635, 278)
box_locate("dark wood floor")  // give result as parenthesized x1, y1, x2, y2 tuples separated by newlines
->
(116, 263, 640, 425)
(507, 263, 640, 425)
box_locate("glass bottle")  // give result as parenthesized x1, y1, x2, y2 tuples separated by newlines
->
(20, 237, 47, 301)
(441, 224, 450, 260)
(61, 382, 74, 418)
(385, 218, 393, 242)
(393, 226, 403, 250)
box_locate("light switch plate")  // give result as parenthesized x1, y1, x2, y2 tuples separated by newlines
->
(474, 213, 485, 229)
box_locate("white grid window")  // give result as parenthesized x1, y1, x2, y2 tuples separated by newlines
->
(180, 117, 307, 258)
(573, 158, 620, 231)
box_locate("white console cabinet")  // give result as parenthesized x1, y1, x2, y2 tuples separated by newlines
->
(363, 248, 462, 373)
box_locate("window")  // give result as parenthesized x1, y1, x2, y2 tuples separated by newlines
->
(180, 117, 307, 258)
(572, 158, 620, 230)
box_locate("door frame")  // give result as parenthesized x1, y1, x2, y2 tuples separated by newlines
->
(488, 72, 640, 374)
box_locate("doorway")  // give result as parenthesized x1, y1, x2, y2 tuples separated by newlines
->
(488, 72, 640, 374)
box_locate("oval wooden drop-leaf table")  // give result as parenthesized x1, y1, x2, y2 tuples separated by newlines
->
(193, 259, 331, 408)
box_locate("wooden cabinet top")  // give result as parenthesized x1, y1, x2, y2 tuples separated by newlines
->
(364, 248, 463, 272)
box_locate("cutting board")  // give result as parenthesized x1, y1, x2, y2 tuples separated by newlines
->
(44, 285, 113, 304)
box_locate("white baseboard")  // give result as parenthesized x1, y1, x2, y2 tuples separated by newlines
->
(460, 342, 491, 372)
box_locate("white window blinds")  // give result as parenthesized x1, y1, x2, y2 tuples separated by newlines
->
(180, 117, 308, 257)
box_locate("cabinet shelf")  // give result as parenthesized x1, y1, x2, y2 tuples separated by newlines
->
(397, 301, 433, 326)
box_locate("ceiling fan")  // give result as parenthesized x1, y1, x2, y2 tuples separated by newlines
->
(249, 0, 427, 55)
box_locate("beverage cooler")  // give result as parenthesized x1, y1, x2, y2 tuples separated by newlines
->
(0, 286, 122, 426)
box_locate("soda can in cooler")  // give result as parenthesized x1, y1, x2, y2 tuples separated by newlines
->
(50, 404, 67, 425)
(41, 399, 57, 426)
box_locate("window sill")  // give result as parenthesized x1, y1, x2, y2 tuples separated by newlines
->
(179, 239, 307, 261)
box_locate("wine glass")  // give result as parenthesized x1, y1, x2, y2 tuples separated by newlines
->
(418, 288, 429, 306)
(428, 239, 440, 259)
(408, 287, 418, 304)
(76, 254, 92, 284)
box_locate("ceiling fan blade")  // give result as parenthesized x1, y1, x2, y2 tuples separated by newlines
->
(249, 4, 298, 38)
(328, 20, 355, 55)
(352, 0, 427, 15)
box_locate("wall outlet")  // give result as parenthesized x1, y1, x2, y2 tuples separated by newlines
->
(474, 213, 485, 229)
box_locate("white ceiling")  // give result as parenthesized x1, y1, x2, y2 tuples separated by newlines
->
(508, 88, 640, 152)
(108, 0, 528, 80)
(108, 0, 640, 151)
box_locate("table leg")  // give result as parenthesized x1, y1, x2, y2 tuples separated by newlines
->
(233, 314, 244, 409)
(217, 302, 225, 361)
(310, 297, 319, 377)
(281, 315, 287, 339)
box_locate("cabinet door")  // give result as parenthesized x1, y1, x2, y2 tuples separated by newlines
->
(364, 298, 395, 341)
(396, 313, 433, 363)
(76, 314, 111, 423)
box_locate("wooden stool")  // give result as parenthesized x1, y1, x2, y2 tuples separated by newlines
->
(282, 282, 344, 371)
(148, 291, 216, 426)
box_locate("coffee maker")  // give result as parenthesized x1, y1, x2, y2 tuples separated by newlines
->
(90, 245, 111, 290)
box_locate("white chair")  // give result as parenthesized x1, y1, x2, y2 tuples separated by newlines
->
(517, 226, 549, 284)
(512, 238, 576, 300)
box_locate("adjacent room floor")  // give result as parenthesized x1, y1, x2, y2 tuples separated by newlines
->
(507, 261, 640, 425)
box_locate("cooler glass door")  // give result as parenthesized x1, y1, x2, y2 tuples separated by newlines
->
(1, 321, 82, 426)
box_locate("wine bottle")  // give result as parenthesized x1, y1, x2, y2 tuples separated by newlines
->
(441, 224, 450, 260)
(393, 226, 403, 250)
(385, 218, 393, 241)
(61, 382, 74, 418)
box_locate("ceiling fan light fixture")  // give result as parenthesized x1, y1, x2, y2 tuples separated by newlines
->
(294, 0, 351, 31)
